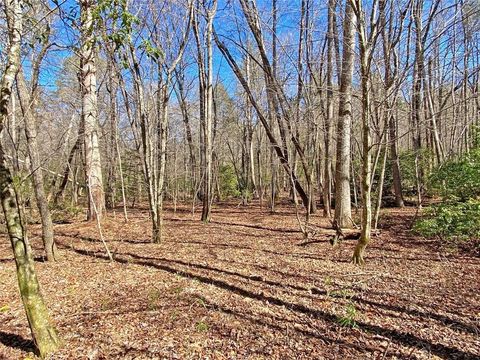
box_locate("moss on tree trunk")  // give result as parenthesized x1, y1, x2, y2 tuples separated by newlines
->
(1, 0, 60, 357)
(0, 161, 61, 358)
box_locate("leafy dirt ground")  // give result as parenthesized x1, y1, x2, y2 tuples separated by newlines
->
(1, 202, 479, 359)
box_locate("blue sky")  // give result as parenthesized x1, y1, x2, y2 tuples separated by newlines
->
(33, 0, 322, 96)
(30, 0, 473, 100)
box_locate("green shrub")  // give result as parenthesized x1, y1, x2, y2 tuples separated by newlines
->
(218, 164, 240, 198)
(414, 200, 480, 247)
(382, 149, 433, 196)
(428, 149, 480, 201)
(415, 149, 480, 252)
(50, 202, 83, 223)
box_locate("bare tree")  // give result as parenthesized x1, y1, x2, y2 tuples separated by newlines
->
(350, 0, 380, 265)
(80, 0, 105, 221)
(323, 0, 336, 218)
(379, 0, 406, 208)
(0, 0, 60, 356)
(193, 0, 217, 223)
(16, 7, 56, 260)
(334, 0, 356, 229)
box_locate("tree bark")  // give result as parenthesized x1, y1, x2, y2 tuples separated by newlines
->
(380, 0, 404, 207)
(105, 60, 117, 209)
(351, 0, 379, 265)
(16, 70, 57, 261)
(323, 0, 336, 218)
(194, 0, 217, 223)
(0, 0, 60, 356)
(334, 0, 356, 228)
(80, 0, 105, 221)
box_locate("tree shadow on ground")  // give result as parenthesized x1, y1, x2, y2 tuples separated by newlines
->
(223, 257, 325, 281)
(168, 217, 300, 234)
(130, 251, 479, 335)
(57, 231, 338, 262)
(55, 231, 151, 245)
(211, 220, 299, 234)
(196, 295, 379, 355)
(296, 238, 333, 246)
(221, 256, 479, 335)
(0, 331, 35, 354)
(58, 234, 479, 336)
(60, 244, 479, 360)
(53, 236, 477, 336)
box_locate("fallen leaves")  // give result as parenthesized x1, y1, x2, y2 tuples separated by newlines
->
(0, 203, 479, 359)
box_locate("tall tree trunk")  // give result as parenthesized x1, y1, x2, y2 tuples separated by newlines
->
(352, 0, 377, 265)
(323, 0, 336, 217)
(244, 47, 256, 198)
(0, 0, 60, 356)
(270, 0, 278, 212)
(105, 60, 117, 209)
(380, 0, 404, 207)
(80, 0, 105, 221)
(334, 0, 356, 228)
(16, 70, 56, 261)
(155, 74, 168, 243)
(234, 0, 314, 212)
(411, 0, 440, 206)
(426, 58, 445, 164)
(174, 66, 197, 199)
(196, 0, 217, 223)
(126, 41, 159, 240)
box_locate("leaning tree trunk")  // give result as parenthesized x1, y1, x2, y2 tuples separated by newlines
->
(0, 162, 61, 357)
(54, 118, 81, 205)
(0, 0, 60, 357)
(215, 35, 311, 210)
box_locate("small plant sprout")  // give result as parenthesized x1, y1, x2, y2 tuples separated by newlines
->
(337, 302, 359, 328)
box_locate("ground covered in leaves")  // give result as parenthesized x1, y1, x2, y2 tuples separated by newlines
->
(1, 202, 479, 359)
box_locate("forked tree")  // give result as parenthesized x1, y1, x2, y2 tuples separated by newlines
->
(16, 7, 57, 261)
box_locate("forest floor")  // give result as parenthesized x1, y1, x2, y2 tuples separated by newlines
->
(0, 202, 479, 359)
